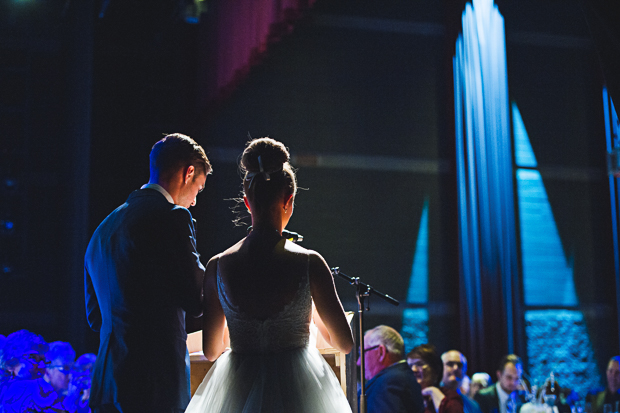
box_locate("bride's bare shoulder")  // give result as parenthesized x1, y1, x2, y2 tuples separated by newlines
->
(220, 238, 246, 258)
(203, 239, 246, 273)
(283, 240, 314, 256)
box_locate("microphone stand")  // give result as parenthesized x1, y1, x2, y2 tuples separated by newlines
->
(331, 267, 399, 413)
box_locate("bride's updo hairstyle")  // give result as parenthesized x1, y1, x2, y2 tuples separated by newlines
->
(241, 137, 297, 216)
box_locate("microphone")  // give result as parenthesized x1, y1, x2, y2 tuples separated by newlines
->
(282, 229, 303, 243)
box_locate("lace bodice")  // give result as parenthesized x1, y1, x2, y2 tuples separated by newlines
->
(217, 259, 312, 354)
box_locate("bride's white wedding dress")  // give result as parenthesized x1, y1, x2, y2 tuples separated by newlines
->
(185, 262, 352, 413)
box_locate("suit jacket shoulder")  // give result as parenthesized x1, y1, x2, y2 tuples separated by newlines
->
(365, 362, 424, 413)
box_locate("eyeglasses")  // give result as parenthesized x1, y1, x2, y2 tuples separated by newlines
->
(359, 345, 381, 354)
(48, 365, 72, 374)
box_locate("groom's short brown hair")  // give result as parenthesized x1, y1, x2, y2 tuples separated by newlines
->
(149, 133, 211, 177)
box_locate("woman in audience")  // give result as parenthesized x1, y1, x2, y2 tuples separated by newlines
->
(407, 344, 464, 413)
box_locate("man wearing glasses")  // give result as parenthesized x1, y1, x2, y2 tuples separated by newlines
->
(357, 325, 425, 413)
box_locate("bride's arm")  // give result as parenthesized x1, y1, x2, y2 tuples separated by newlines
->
(201, 256, 227, 361)
(308, 251, 354, 354)
(311, 301, 331, 348)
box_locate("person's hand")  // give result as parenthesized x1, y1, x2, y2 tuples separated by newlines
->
(421, 386, 445, 410)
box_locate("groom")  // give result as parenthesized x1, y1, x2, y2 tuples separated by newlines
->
(85, 134, 211, 413)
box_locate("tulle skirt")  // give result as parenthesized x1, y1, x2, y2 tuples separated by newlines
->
(185, 346, 352, 413)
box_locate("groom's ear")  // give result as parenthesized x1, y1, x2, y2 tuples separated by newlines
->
(184, 165, 195, 184)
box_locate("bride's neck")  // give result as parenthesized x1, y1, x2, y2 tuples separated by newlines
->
(250, 222, 282, 236)
(250, 211, 284, 235)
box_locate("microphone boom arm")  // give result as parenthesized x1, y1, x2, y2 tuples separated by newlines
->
(331, 267, 399, 306)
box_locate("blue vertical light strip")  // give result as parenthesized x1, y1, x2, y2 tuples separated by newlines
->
(406, 198, 429, 304)
(402, 198, 429, 351)
(454, 35, 484, 350)
(603, 86, 620, 346)
(512, 102, 537, 167)
(513, 103, 577, 306)
(516, 169, 577, 306)
(454, 0, 517, 356)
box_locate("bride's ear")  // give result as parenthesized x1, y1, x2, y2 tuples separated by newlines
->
(284, 194, 294, 210)
(243, 196, 251, 213)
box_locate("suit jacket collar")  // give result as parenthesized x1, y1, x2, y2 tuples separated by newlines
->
(367, 360, 408, 389)
(140, 183, 174, 204)
(128, 187, 168, 202)
(478, 382, 500, 405)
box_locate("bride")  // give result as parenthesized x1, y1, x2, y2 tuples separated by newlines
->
(186, 137, 354, 412)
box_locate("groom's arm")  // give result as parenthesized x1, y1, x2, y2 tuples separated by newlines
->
(168, 206, 205, 317)
(84, 264, 102, 332)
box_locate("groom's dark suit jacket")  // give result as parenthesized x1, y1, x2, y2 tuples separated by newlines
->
(85, 188, 205, 412)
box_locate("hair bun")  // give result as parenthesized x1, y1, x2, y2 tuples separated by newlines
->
(241, 137, 290, 173)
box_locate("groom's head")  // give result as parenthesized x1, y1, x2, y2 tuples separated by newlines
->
(149, 134, 212, 208)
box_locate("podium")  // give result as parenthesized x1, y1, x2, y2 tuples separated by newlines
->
(187, 312, 358, 412)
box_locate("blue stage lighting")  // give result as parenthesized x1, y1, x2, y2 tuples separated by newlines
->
(2, 178, 18, 193)
(1, 220, 15, 234)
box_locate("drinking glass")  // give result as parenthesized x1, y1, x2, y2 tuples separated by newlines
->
(545, 395, 557, 408)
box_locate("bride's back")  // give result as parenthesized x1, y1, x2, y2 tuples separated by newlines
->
(217, 234, 309, 321)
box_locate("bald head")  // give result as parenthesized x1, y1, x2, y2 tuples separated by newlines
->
(441, 350, 467, 390)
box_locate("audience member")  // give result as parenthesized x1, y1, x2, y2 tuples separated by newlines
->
(470, 373, 491, 399)
(475, 355, 526, 413)
(47, 341, 77, 395)
(587, 356, 620, 413)
(359, 325, 425, 413)
(442, 350, 482, 413)
(407, 344, 464, 413)
(1, 340, 76, 413)
(442, 350, 468, 391)
(68, 353, 97, 413)
(0, 329, 48, 381)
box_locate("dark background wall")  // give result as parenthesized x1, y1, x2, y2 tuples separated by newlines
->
(0, 0, 617, 387)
